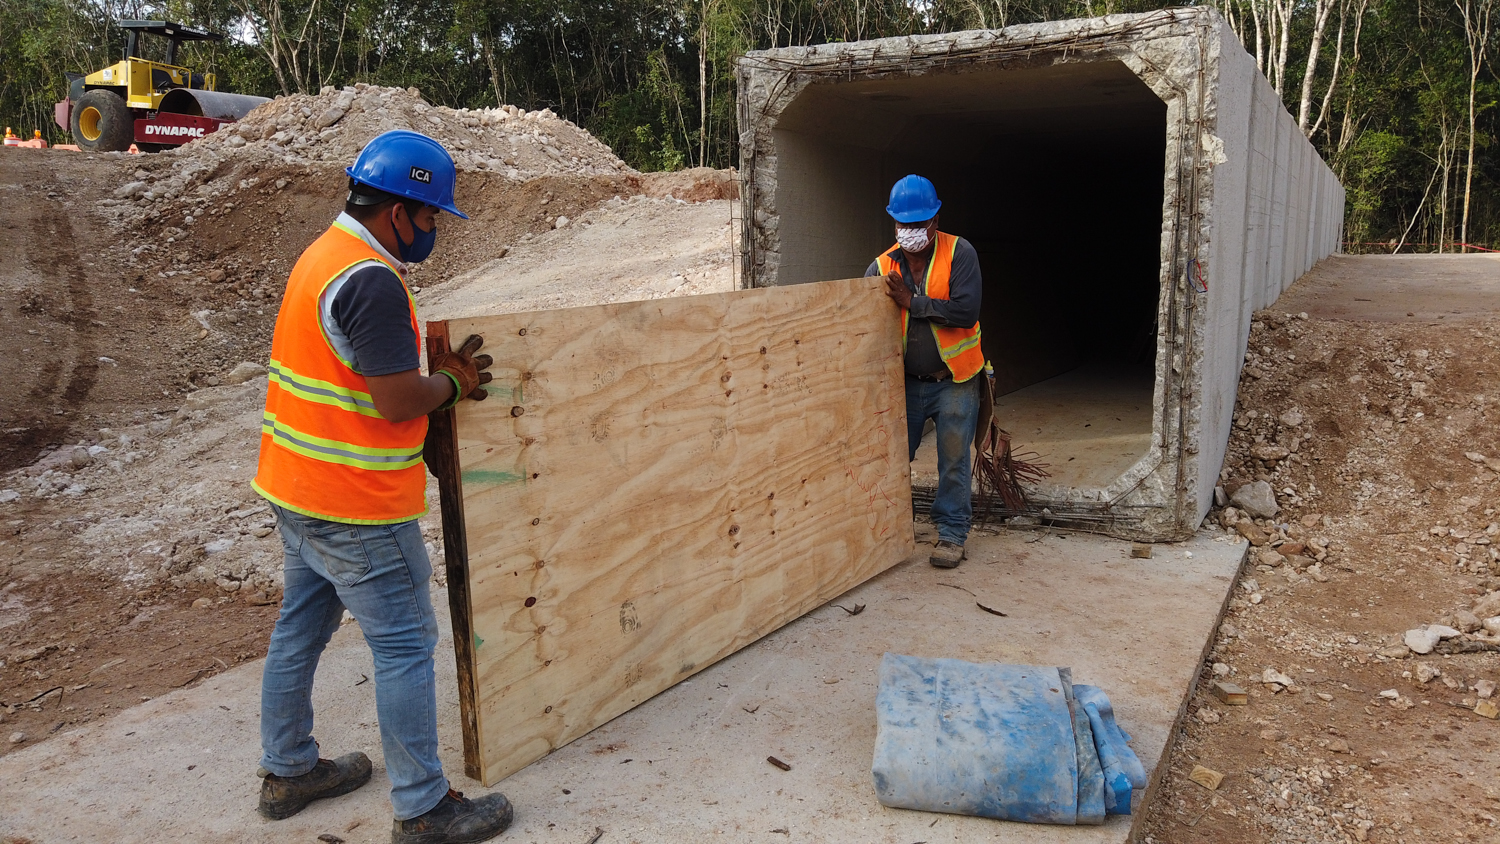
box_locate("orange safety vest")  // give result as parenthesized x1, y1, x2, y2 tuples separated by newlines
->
(877, 231, 984, 383)
(251, 220, 428, 524)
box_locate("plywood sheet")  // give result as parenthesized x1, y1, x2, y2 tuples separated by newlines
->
(427, 276, 915, 785)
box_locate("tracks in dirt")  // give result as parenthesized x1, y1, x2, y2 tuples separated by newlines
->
(5, 159, 101, 471)
(0, 151, 175, 472)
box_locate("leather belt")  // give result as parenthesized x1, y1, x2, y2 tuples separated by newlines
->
(910, 369, 952, 383)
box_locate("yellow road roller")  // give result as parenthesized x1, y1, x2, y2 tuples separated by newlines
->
(55, 20, 269, 152)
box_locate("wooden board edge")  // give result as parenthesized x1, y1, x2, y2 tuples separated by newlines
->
(425, 319, 484, 782)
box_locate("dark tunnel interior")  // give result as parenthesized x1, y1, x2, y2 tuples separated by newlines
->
(769, 60, 1168, 488)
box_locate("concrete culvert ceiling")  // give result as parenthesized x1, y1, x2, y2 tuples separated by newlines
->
(773, 61, 1165, 150)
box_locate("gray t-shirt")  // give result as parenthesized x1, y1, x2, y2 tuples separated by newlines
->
(328, 265, 421, 376)
(865, 236, 983, 377)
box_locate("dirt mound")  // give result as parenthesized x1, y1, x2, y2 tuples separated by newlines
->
(199, 83, 627, 178)
(1210, 309, 1500, 586)
(93, 84, 634, 239)
(423, 194, 738, 319)
(3, 153, 740, 599)
(639, 167, 740, 202)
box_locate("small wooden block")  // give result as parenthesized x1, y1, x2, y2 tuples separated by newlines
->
(1476, 699, 1500, 719)
(1189, 764, 1224, 791)
(1130, 543, 1153, 559)
(1212, 681, 1248, 705)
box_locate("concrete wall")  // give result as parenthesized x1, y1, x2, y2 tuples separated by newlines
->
(773, 131, 886, 285)
(738, 8, 1344, 539)
(1193, 21, 1347, 522)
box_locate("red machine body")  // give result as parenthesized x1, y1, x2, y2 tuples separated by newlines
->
(134, 111, 230, 144)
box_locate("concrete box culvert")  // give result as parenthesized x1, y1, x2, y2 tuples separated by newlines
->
(737, 7, 1344, 540)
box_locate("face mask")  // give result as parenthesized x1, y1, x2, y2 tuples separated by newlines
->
(394, 209, 437, 263)
(896, 226, 931, 253)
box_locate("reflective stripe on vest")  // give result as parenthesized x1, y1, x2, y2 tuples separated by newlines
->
(252, 222, 428, 525)
(261, 412, 425, 471)
(267, 359, 382, 418)
(877, 232, 985, 383)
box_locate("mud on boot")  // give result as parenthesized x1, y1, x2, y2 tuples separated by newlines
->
(258, 752, 373, 820)
(392, 788, 514, 844)
(929, 539, 965, 568)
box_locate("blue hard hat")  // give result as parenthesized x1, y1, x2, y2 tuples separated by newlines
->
(886, 174, 941, 223)
(346, 130, 469, 219)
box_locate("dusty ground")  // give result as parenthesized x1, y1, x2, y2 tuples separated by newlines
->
(1140, 256, 1500, 844)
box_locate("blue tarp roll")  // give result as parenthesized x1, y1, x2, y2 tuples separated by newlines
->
(871, 654, 1145, 824)
(1075, 684, 1148, 813)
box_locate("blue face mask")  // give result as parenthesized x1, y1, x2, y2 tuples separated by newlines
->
(394, 209, 437, 263)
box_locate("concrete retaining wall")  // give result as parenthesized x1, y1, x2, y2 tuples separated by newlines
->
(737, 8, 1344, 539)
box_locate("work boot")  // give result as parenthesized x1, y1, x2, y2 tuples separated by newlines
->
(392, 788, 514, 844)
(258, 752, 373, 820)
(929, 540, 965, 569)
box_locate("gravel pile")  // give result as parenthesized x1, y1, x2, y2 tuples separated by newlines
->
(95, 84, 635, 227)
(198, 83, 631, 178)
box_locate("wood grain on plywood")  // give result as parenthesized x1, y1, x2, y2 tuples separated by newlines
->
(434, 276, 913, 785)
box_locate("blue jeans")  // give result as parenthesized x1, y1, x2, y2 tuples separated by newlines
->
(906, 375, 980, 544)
(260, 505, 447, 820)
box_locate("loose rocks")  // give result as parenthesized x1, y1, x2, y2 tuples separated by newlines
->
(1405, 627, 1440, 654)
(1231, 481, 1279, 519)
(1473, 591, 1500, 619)
(224, 361, 268, 385)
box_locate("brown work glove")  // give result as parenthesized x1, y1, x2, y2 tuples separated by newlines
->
(433, 334, 493, 408)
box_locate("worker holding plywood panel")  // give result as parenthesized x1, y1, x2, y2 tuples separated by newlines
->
(250, 132, 516, 844)
(427, 276, 915, 786)
(868, 175, 985, 569)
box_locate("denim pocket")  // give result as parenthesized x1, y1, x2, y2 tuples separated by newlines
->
(303, 521, 374, 587)
(272, 507, 302, 558)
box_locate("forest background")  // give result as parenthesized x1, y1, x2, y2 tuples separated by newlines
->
(2, 0, 1496, 251)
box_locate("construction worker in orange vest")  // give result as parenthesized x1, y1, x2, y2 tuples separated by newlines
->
(251, 130, 513, 844)
(868, 175, 984, 569)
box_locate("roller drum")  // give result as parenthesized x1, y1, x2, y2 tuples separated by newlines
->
(157, 88, 269, 121)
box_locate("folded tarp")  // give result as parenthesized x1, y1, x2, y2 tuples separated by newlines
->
(871, 653, 1146, 824)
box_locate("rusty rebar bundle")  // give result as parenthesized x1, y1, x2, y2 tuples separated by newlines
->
(973, 421, 1050, 511)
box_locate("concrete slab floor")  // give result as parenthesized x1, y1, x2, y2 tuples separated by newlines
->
(0, 528, 1244, 844)
(911, 363, 1154, 492)
(1275, 253, 1500, 322)
(993, 363, 1155, 491)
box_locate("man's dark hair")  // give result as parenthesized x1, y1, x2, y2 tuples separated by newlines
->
(344, 177, 427, 223)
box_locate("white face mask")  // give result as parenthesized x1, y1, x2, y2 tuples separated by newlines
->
(896, 226, 932, 253)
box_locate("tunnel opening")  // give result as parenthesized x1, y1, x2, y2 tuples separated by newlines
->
(769, 60, 1168, 493)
